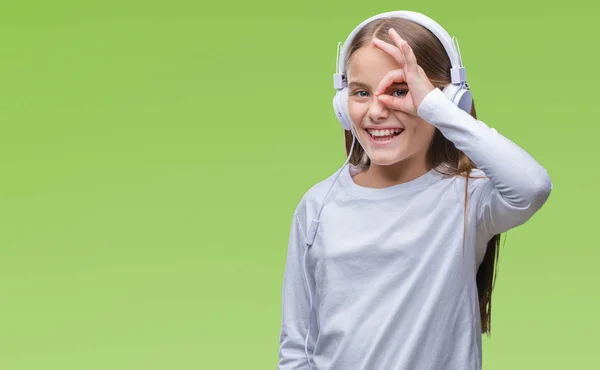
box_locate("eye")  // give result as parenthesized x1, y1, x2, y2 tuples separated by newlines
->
(352, 90, 369, 98)
(392, 89, 408, 97)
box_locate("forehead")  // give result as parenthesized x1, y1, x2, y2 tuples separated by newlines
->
(347, 44, 401, 85)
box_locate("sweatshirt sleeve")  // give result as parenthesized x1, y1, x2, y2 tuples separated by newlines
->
(278, 212, 316, 370)
(416, 87, 552, 238)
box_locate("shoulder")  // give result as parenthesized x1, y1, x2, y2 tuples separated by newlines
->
(467, 168, 491, 190)
(447, 168, 492, 195)
(466, 169, 496, 206)
(292, 167, 346, 227)
(434, 168, 493, 213)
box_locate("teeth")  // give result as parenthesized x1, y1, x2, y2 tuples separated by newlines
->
(368, 128, 402, 137)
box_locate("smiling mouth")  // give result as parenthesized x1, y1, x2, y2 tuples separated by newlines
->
(366, 128, 404, 142)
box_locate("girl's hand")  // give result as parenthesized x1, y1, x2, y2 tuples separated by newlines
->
(372, 28, 436, 116)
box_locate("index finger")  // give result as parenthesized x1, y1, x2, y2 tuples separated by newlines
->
(372, 37, 407, 70)
(374, 69, 405, 96)
(389, 29, 419, 75)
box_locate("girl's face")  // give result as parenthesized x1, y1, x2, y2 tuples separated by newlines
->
(347, 44, 436, 167)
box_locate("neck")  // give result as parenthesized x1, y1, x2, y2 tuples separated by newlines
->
(356, 157, 432, 189)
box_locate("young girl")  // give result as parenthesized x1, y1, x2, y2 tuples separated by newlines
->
(278, 10, 552, 370)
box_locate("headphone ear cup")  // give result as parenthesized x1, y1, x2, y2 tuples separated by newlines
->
(442, 84, 473, 114)
(333, 88, 352, 131)
(455, 88, 473, 114)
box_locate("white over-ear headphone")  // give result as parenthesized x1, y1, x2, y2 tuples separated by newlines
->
(332, 10, 472, 131)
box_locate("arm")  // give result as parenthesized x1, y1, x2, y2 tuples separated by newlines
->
(278, 212, 316, 369)
(417, 88, 552, 237)
(371, 31, 551, 237)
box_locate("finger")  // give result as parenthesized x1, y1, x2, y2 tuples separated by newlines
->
(377, 93, 409, 113)
(388, 29, 417, 74)
(372, 37, 406, 69)
(374, 69, 405, 96)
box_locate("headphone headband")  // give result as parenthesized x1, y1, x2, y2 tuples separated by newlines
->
(334, 10, 467, 90)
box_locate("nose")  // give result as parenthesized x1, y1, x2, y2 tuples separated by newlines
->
(368, 97, 389, 122)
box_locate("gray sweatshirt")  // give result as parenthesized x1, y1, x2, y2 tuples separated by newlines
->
(277, 87, 552, 370)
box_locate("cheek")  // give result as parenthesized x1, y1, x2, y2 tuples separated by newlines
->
(347, 101, 365, 123)
(404, 118, 436, 143)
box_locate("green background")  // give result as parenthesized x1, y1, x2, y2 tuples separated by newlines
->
(0, 0, 595, 369)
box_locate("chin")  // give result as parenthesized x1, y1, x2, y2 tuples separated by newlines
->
(364, 149, 410, 166)
(358, 140, 405, 168)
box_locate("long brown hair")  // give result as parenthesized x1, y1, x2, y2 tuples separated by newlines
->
(342, 17, 501, 336)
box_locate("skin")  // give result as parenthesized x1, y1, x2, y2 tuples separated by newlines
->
(346, 28, 438, 189)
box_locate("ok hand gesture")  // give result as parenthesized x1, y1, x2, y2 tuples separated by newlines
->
(372, 28, 436, 117)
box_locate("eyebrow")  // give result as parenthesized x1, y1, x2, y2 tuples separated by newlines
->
(348, 81, 369, 89)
